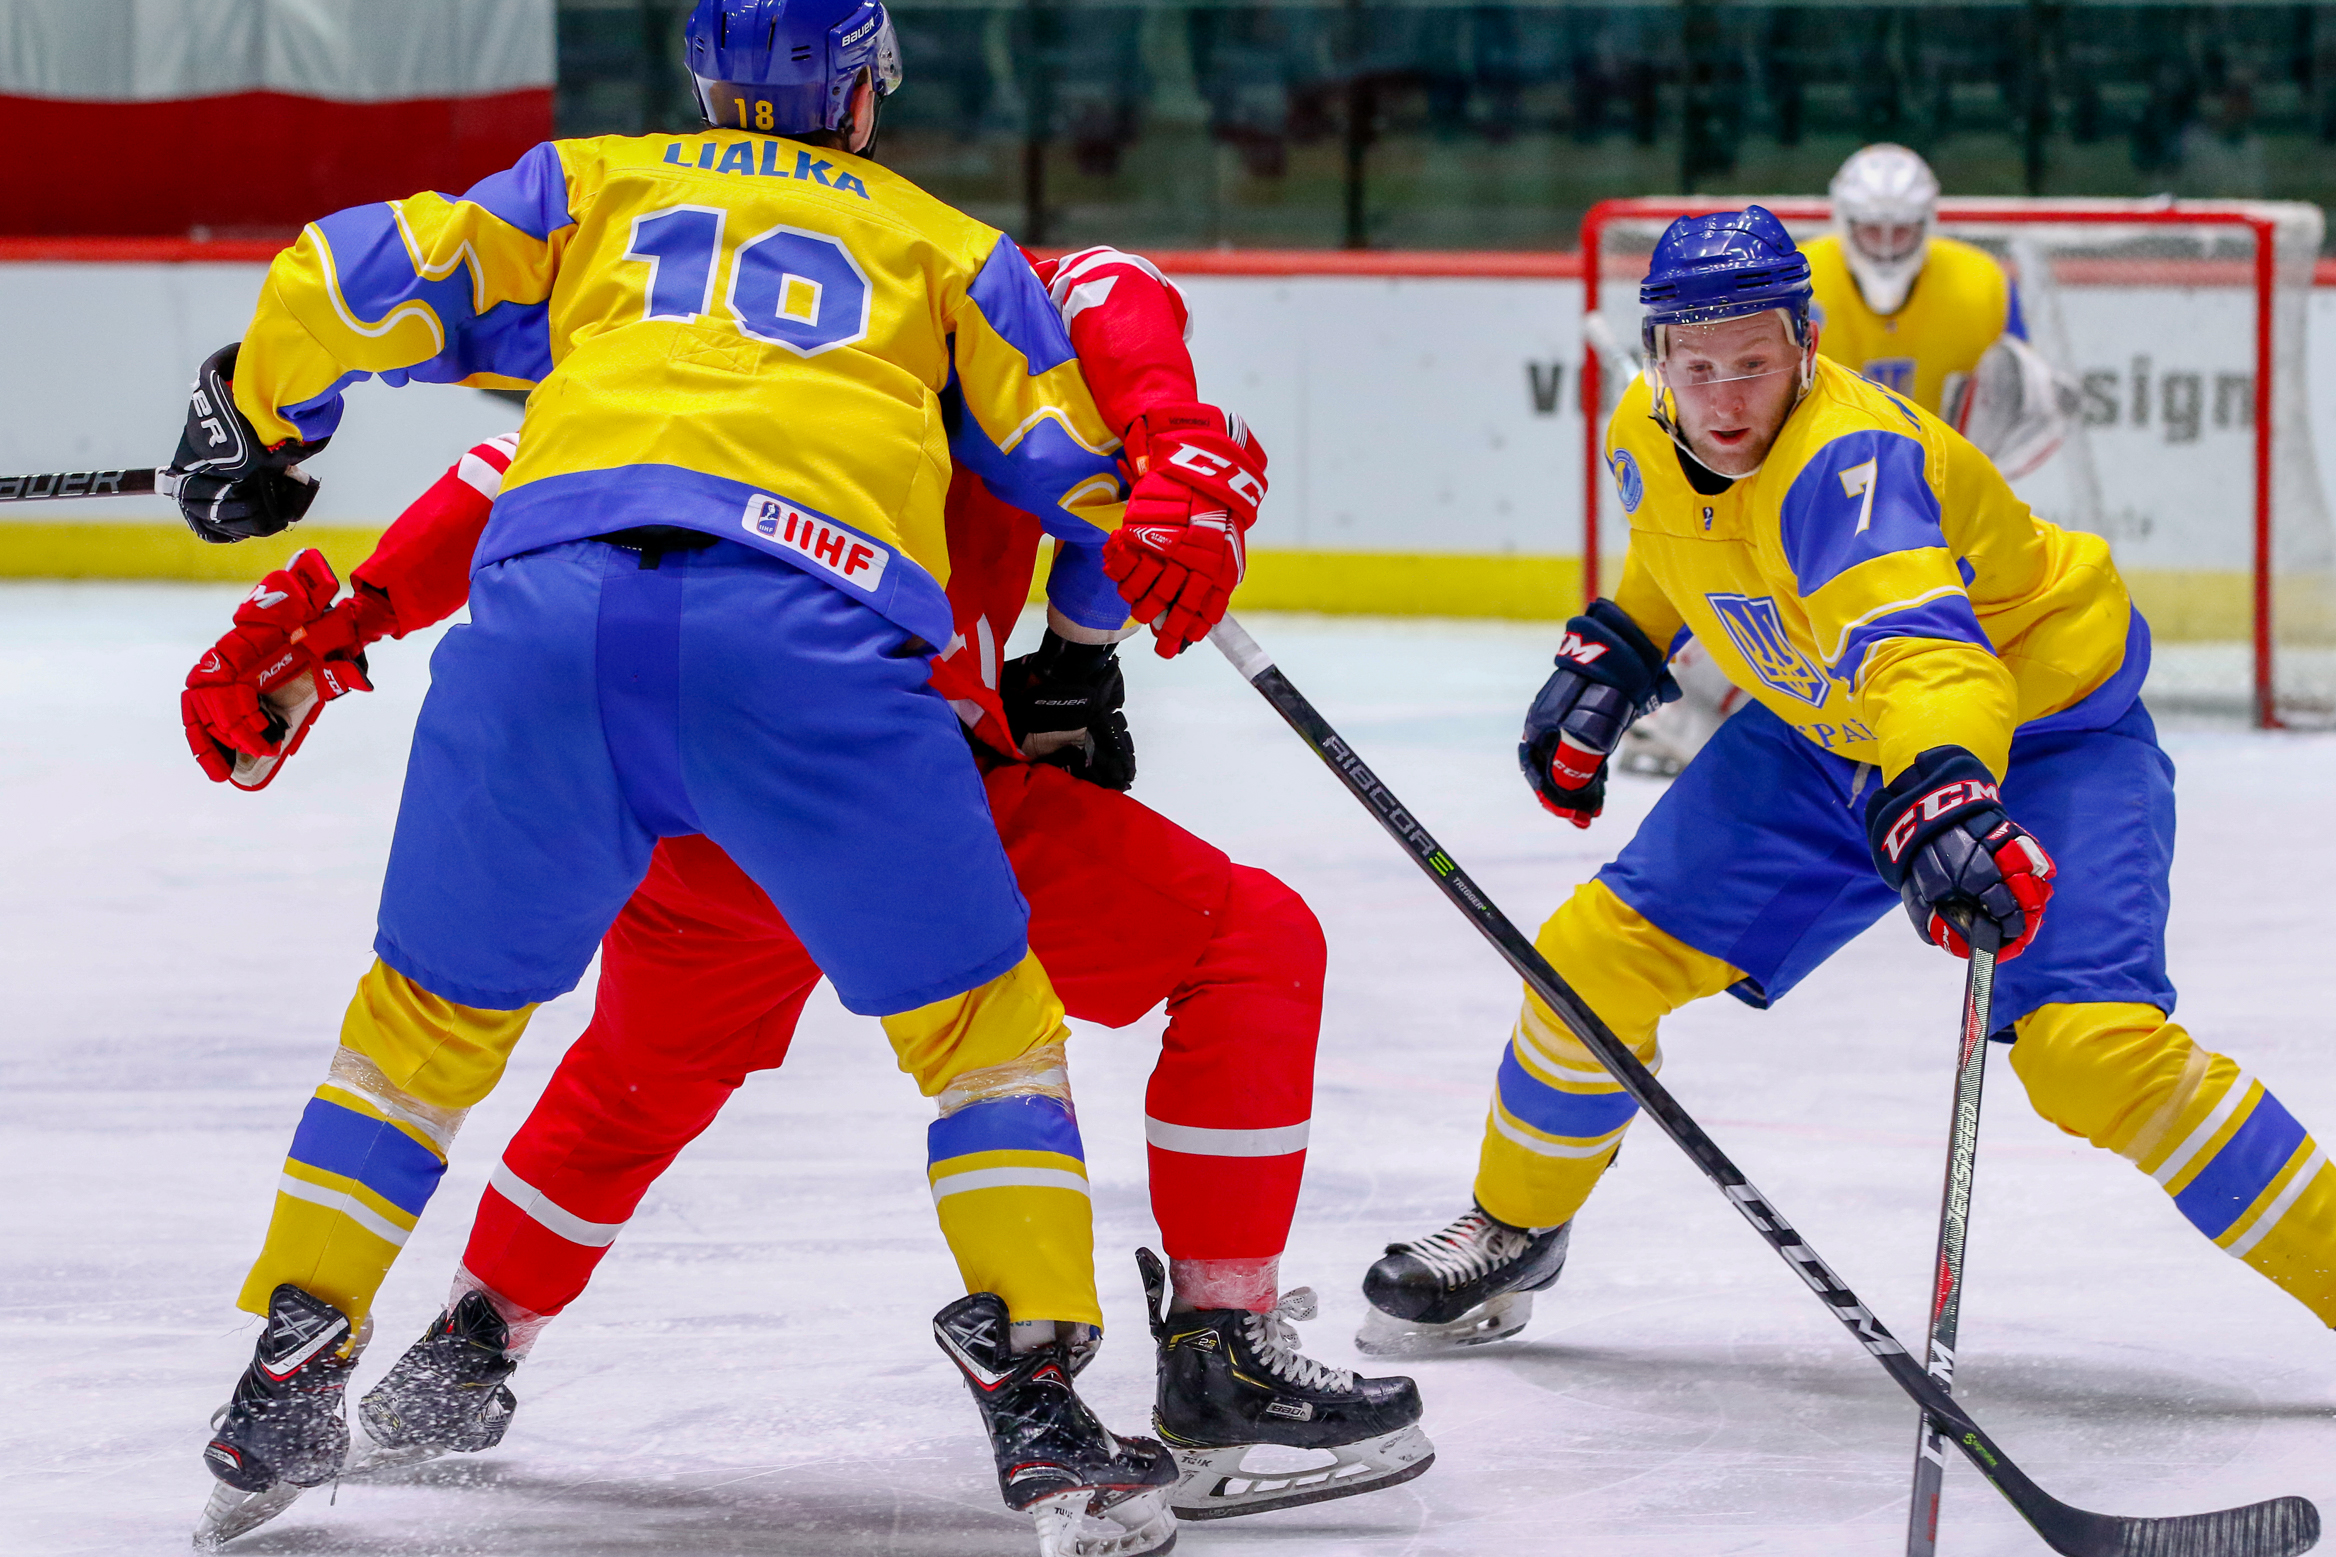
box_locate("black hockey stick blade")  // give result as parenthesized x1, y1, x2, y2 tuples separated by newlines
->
(0, 467, 159, 502)
(2087, 1499, 2320, 1557)
(1205, 616, 2319, 1557)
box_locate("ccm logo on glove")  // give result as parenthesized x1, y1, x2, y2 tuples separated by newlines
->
(1103, 402, 1268, 658)
(1517, 599, 1681, 829)
(1554, 631, 1613, 668)
(1865, 747, 2054, 960)
(1164, 442, 1266, 507)
(1881, 777, 2002, 863)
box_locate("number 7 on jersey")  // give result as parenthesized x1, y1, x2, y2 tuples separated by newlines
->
(1839, 456, 1880, 534)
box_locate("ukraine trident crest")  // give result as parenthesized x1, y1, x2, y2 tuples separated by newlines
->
(1705, 593, 1830, 707)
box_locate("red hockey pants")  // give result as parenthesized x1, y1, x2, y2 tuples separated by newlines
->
(461, 760, 1325, 1318)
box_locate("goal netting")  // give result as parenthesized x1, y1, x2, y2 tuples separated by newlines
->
(1581, 197, 2336, 728)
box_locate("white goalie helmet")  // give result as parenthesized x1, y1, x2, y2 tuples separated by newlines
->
(1829, 143, 1940, 315)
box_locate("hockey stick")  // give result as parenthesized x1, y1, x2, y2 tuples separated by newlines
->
(1907, 932, 2000, 1556)
(0, 467, 159, 502)
(1205, 614, 2318, 1557)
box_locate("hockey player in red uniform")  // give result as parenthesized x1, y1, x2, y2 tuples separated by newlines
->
(182, 242, 1431, 1547)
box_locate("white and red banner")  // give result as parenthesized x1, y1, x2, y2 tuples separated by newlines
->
(1, 0, 553, 234)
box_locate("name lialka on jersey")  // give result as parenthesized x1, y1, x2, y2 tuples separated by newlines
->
(663, 140, 871, 199)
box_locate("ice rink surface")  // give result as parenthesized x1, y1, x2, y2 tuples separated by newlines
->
(4, 584, 2332, 1557)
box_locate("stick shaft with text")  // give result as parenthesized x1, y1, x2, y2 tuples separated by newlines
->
(1908, 940, 1999, 1557)
(0, 468, 159, 502)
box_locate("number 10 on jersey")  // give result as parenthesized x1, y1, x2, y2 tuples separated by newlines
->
(624, 206, 873, 358)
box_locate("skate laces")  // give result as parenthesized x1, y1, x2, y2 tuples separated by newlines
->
(1241, 1288, 1355, 1392)
(1401, 1209, 1530, 1291)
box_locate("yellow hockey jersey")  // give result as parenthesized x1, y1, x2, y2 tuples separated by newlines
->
(1602, 357, 2142, 779)
(1805, 233, 2018, 414)
(230, 132, 1125, 648)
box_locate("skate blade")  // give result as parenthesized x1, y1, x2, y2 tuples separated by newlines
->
(1354, 1289, 1535, 1357)
(339, 1432, 450, 1479)
(1028, 1485, 1178, 1557)
(191, 1480, 305, 1551)
(1169, 1426, 1435, 1520)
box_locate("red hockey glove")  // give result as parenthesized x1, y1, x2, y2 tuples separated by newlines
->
(1102, 404, 1266, 658)
(182, 549, 394, 790)
(1865, 746, 2057, 960)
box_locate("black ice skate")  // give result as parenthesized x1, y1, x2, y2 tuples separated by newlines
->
(933, 1291, 1179, 1557)
(192, 1284, 356, 1551)
(1138, 1248, 1434, 1520)
(350, 1291, 520, 1474)
(1356, 1204, 1571, 1357)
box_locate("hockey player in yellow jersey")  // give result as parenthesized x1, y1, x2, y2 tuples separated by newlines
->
(167, 3, 1189, 1550)
(1356, 208, 2336, 1367)
(1623, 146, 2076, 787)
(1806, 142, 2074, 482)
(1804, 143, 2015, 414)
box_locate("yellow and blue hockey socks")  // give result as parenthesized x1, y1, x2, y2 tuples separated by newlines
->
(2011, 1002, 2336, 1326)
(1474, 881, 1740, 1231)
(884, 949, 1101, 1329)
(237, 961, 535, 1331)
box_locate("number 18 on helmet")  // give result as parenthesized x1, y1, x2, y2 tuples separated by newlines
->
(685, 0, 903, 137)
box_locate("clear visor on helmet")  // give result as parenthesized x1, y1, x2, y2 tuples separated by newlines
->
(872, 18, 903, 95)
(1651, 309, 1804, 393)
(1848, 219, 1925, 266)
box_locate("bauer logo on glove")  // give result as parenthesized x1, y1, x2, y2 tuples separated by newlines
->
(163, 343, 330, 545)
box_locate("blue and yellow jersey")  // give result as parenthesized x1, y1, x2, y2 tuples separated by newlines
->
(1805, 233, 2022, 414)
(230, 131, 1127, 647)
(1602, 356, 2143, 779)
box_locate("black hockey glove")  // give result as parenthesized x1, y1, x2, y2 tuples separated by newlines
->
(1518, 599, 1679, 828)
(1000, 629, 1136, 792)
(1864, 745, 2057, 961)
(162, 342, 328, 544)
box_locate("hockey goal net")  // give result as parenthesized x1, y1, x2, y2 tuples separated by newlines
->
(1580, 197, 2336, 729)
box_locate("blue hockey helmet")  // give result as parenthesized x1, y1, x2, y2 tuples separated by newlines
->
(1638, 206, 1813, 359)
(684, 0, 903, 137)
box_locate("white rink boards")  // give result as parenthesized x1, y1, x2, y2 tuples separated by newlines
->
(9, 259, 2336, 576)
(2, 589, 2330, 1557)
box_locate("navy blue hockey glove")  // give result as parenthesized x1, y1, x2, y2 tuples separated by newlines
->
(1865, 745, 2057, 960)
(1518, 599, 1680, 828)
(162, 343, 327, 544)
(1001, 629, 1135, 792)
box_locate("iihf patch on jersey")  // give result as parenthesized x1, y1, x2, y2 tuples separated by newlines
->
(1609, 449, 1644, 514)
(741, 494, 890, 591)
(1706, 592, 1830, 707)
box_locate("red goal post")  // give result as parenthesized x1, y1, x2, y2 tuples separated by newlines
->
(1579, 196, 2325, 729)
